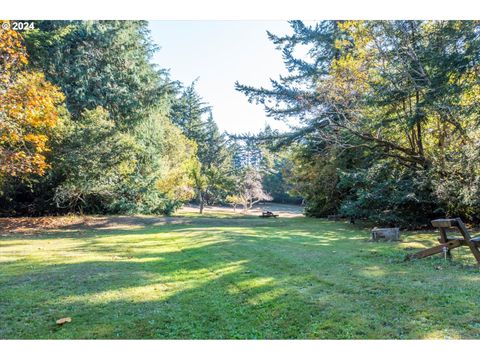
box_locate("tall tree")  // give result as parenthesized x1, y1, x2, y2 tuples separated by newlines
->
(24, 20, 173, 127)
(0, 25, 65, 182)
(237, 21, 480, 225)
(171, 82, 234, 213)
(1, 21, 198, 216)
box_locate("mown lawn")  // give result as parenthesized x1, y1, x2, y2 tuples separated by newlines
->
(1, 214, 480, 339)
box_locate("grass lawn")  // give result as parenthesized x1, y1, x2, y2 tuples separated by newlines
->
(1, 213, 480, 339)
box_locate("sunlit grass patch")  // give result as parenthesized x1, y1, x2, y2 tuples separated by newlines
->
(1, 215, 480, 339)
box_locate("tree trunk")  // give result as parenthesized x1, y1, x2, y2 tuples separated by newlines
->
(415, 91, 424, 159)
(198, 192, 204, 214)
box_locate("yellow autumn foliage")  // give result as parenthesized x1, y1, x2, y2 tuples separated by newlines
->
(0, 22, 65, 179)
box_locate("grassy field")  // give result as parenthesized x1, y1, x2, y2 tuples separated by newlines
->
(1, 212, 480, 339)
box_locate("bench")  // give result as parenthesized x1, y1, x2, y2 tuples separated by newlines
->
(260, 211, 279, 218)
(405, 218, 480, 264)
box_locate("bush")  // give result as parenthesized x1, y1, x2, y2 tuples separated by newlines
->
(338, 161, 438, 228)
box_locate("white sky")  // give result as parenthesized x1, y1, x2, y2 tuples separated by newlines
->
(149, 21, 292, 135)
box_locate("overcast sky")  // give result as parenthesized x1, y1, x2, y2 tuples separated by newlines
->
(149, 21, 292, 135)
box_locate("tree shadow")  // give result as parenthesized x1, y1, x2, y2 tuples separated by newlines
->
(2, 219, 480, 339)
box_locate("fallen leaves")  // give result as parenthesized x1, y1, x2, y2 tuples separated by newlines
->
(56, 317, 72, 325)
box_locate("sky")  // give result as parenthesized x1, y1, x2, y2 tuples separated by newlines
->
(148, 21, 293, 135)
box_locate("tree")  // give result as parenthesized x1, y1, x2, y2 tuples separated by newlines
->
(228, 126, 301, 205)
(171, 82, 234, 213)
(52, 107, 197, 215)
(229, 136, 263, 169)
(225, 194, 242, 212)
(52, 107, 139, 213)
(24, 20, 173, 127)
(236, 20, 480, 226)
(234, 167, 272, 212)
(0, 25, 65, 182)
(132, 112, 198, 215)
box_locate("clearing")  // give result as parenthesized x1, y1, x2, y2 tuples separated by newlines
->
(1, 206, 480, 339)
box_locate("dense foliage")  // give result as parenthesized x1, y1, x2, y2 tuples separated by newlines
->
(0, 27, 65, 181)
(10, 19, 477, 224)
(25, 21, 169, 127)
(0, 21, 201, 216)
(0, 20, 281, 216)
(171, 82, 235, 213)
(237, 20, 480, 227)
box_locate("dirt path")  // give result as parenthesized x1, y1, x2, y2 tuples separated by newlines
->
(177, 203, 304, 218)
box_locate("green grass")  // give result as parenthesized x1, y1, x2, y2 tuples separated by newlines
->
(1, 215, 480, 339)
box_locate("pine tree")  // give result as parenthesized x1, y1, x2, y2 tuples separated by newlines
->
(171, 82, 234, 213)
(236, 20, 480, 225)
(24, 20, 173, 127)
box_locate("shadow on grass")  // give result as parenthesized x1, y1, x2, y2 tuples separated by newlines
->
(1, 218, 480, 339)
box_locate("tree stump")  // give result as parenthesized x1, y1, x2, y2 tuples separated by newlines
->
(371, 227, 400, 242)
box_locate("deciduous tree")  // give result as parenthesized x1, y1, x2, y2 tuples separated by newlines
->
(0, 25, 65, 182)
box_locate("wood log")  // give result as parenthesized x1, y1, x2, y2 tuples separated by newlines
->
(431, 219, 458, 228)
(407, 218, 480, 265)
(405, 239, 463, 261)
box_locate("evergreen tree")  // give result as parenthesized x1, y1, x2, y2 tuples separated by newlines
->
(24, 20, 173, 127)
(171, 82, 234, 213)
(1, 21, 198, 216)
(236, 20, 480, 226)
